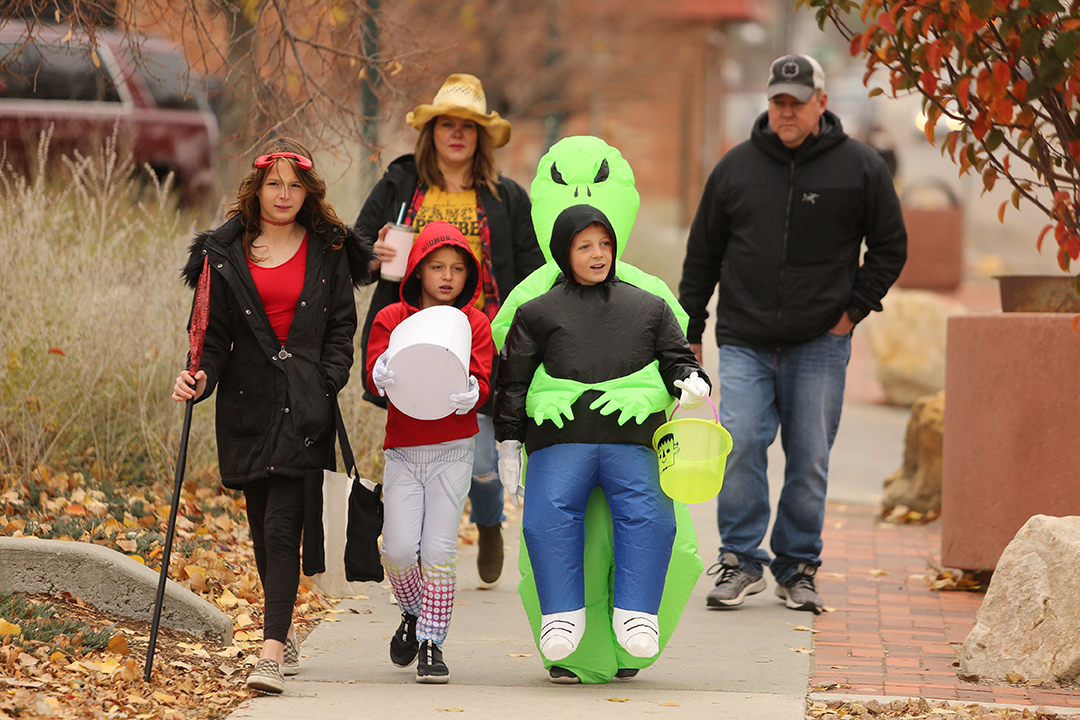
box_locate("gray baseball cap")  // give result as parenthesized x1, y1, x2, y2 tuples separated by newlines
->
(767, 54, 825, 102)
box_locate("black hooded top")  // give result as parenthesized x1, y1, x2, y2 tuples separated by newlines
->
(493, 205, 706, 454)
(678, 109, 907, 350)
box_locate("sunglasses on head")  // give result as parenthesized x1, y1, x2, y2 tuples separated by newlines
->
(253, 152, 313, 171)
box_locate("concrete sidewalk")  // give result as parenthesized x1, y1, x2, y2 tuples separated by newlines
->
(225, 400, 909, 720)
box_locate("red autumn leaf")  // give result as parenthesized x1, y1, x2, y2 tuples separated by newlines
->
(998, 201, 1008, 224)
(1012, 78, 1027, 102)
(927, 40, 943, 72)
(879, 9, 898, 34)
(1069, 232, 1080, 261)
(946, 131, 961, 160)
(48, 348, 64, 356)
(1070, 141, 1080, 162)
(921, 71, 939, 97)
(972, 112, 989, 141)
(956, 76, 972, 109)
(993, 97, 1014, 124)
(850, 33, 863, 57)
(904, 6, 918, 36)
(993, 60, 1011, 88)
(1057, 244, 1069, 271)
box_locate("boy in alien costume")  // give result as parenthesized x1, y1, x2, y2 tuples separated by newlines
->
(491, 136, 705, 684)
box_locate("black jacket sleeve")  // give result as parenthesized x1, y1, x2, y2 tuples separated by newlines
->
(654, 301, 710, 397)
(501, 177, 544, 284)
(493, 309, 544, 443)
(678, 163, 730, 345)
(320, 244, 358, 395)
(847, 153, 907, 322)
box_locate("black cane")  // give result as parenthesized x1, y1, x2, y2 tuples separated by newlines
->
(144, 396, 194, 682)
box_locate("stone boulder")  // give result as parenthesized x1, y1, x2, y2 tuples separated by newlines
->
(959, 515, 1080, 684)
(882, 390, 943, 514)
(860, 290, 967, 406)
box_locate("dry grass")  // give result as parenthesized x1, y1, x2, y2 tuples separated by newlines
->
(0, 130, 386, 488)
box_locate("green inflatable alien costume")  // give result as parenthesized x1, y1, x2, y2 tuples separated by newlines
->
(492, 136, 704, 683)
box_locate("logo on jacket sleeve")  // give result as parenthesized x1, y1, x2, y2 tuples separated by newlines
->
(802, 192, 819, 204)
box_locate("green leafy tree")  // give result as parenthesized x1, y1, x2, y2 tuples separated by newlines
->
(801, 0, 1080, 272)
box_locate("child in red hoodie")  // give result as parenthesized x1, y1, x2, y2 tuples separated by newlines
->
(366, 221, 494, 684)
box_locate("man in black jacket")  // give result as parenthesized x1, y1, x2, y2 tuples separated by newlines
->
(678, 54, 906, 613)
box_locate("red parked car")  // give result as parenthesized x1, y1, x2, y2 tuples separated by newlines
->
(0, 23, 219, 204)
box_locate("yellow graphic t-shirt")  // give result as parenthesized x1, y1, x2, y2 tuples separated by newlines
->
(413, 187, 486, 311)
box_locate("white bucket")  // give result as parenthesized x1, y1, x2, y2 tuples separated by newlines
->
(385, 305, 472, 420)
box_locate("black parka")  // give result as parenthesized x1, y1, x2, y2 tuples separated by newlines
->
(181, 215, 371, 488)
(678, 110, 907, 351)
(354, 154, 543, 409)
(494, 205, 706, 455)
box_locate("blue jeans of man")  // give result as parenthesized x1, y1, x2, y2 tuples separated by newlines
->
(469, 414, 506, 527)
(523, 443, 676, 615)
(715, 331, 850, 585)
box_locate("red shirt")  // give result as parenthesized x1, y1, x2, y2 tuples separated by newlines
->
(248, 233, 307, 345)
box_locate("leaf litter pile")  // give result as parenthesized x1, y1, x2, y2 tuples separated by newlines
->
(807, 698, 1080, 720)
(0, 466, 337, 719)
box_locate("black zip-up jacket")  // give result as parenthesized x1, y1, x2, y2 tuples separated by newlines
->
(494, 205, 706, 455)
(354, 154, 543, 410)
(181, 215, 371, 488)
(678, 110, 907, 350)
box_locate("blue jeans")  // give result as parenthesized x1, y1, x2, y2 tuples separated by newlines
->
(715, 332, 850, 584)
(523, 443, 675, 614)
(469, 414, 506, 526)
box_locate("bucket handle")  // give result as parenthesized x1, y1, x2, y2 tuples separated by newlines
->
(669, 395, 718, 423)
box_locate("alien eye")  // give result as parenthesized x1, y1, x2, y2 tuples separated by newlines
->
(593, 159, 609, 183)
(550, 163, 567, 185)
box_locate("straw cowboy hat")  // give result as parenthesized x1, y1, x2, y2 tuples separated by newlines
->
(406, 74, 512, 148)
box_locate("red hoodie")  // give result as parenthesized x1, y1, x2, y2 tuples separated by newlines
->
(366, 221, 493, 449)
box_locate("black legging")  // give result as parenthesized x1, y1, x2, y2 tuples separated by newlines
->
(244, 475, 306, 644)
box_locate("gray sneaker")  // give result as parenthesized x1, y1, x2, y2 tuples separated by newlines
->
(775, 563, 823, 614)
(282, 635, 300, 676)
(705, 553, 766, 608)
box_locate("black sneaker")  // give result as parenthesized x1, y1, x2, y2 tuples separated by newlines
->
(775, 563, 823, 614)
(390, 612, 419, 667)
(416, 640, 449, 683)
(705, 553, 766, 608)
(614, 668, 639, 680)
(548, 665, 580, 684)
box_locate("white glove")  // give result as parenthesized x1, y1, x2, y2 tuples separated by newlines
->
(497, 440, 523, 507)
(449, 375, 480, 414)
(674, 371, 710, 410)
(372, 351, 394, 397)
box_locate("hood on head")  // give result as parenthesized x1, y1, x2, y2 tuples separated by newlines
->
(530, 136, 639, 264)
(399, 220, 480, 310)
(550, 205, 617, 283)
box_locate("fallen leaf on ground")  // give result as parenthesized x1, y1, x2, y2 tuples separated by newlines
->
(107, 634, 130, 654)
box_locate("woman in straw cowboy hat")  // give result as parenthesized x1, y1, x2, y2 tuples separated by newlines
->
(354, 73, 543, 611)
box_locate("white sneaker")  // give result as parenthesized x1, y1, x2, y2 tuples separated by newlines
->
(612, 608, 659, 658)
(539, 608, 586, 662)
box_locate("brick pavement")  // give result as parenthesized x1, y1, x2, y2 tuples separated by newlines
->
(812, 501, 1080, 708)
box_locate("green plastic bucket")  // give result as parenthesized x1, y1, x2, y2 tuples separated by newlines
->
(652, 399, 732, 504)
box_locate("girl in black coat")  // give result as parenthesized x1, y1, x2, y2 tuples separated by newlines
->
(172, 137, 373, 694)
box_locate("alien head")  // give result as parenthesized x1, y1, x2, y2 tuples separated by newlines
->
(530, 136, 639, 264)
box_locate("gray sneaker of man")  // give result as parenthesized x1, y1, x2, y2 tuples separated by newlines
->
(705, 552, 766, 608)
(774, 563, 823, 614)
